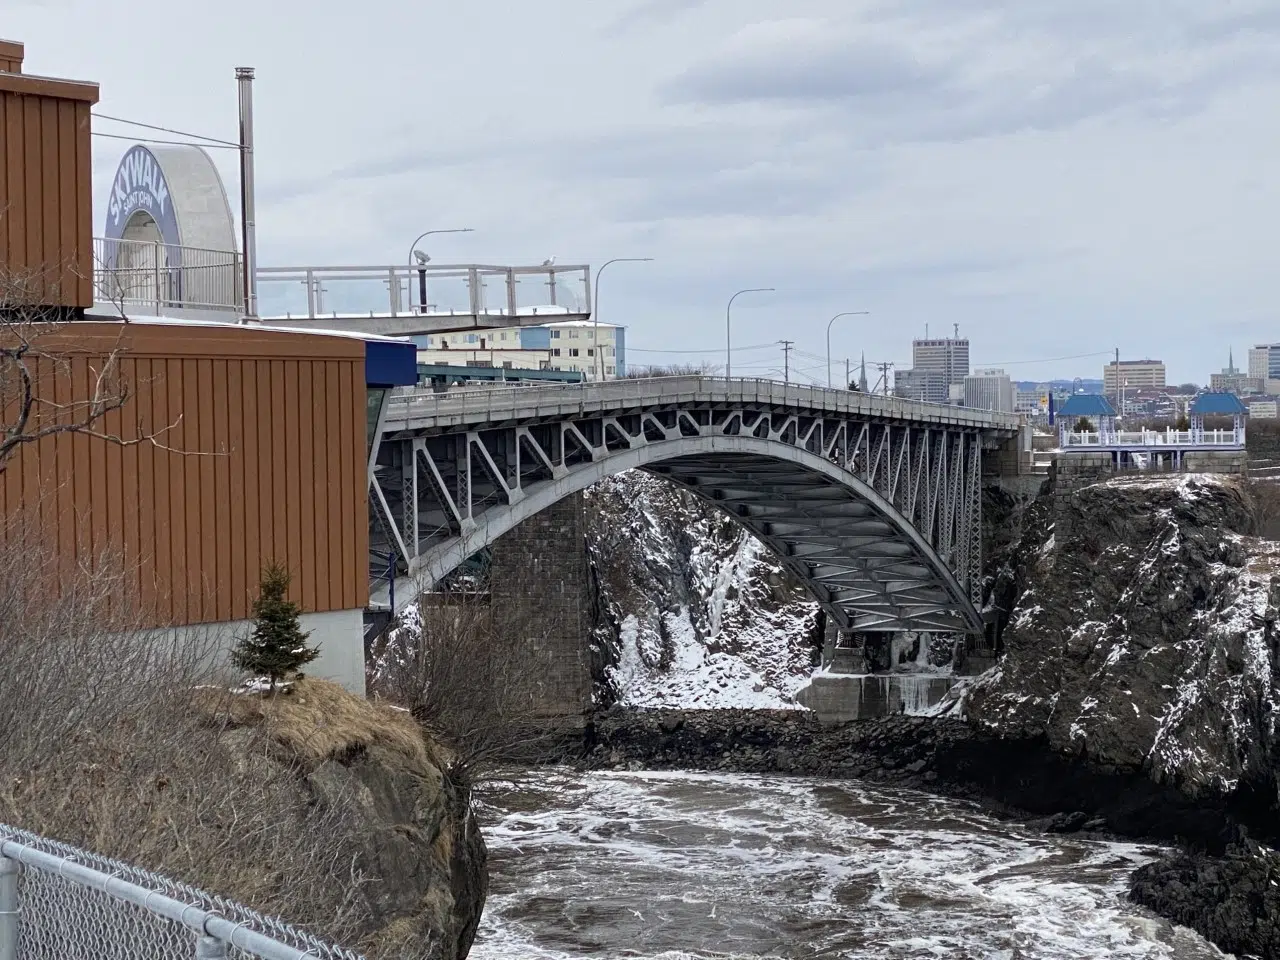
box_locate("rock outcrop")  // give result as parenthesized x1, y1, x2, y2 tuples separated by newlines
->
(213, 680, 487, 960)
(1130, 834, 1280, 959)
(586, 473, 821, 708)
(967, 474, 1280, 836)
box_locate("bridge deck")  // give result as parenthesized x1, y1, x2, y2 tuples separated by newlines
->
(383, 376, 1024, 435)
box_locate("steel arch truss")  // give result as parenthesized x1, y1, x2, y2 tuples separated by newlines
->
(371, 404, 986, 633)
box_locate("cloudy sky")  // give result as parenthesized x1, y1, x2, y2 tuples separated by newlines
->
(10, 0, 1280, 383)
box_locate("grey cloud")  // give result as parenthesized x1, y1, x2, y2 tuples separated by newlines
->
(603, 0, 712, 33)
(664, 36, 944, 104)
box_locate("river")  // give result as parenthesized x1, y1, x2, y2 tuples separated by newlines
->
(470, 769, 1226, 960)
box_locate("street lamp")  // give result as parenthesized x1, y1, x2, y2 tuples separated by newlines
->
(407, 228, 474, 314)
(825, 311, 870, 388)
(726, 288, 774, 379)
(593, 257, 653, 380)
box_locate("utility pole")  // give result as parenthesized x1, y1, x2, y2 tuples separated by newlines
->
(778, 340, 794, 383)
(236, 67, 258, 320)
(845, 357, 851, 391)
(875, 361, 895, 396)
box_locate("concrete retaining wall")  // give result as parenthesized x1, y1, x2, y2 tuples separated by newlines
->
(794, 673, 954, 723)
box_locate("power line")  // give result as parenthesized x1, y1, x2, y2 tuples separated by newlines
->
(627, 343, 776, 355)
(970, 350, 1114, 368)
(92, 112, 241, 148)
(91, 130, 241, 150)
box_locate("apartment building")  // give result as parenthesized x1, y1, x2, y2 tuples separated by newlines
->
(417, 319, 626, 379)
(962, 368, 1015, 413)
(1103, 359, 1166, 398)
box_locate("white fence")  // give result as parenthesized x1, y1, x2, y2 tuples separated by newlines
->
(1060, 428, 1243, 448)
(0, 824, 361, 960)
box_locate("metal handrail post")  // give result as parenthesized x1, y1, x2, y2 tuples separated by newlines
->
(468, 268, 481, 316)
(0, 855, 18, 960)
(153, 240, 163, 315)
(506, 270, 518, 318)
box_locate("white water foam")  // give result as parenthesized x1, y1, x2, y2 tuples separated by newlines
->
(471, 770, 1228, 960)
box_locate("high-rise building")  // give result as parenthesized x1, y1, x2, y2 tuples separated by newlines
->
(896, 336, 970, 403)
(963, 368, 1015, 413)
(1103, 359, 1165, 399)
(1249, 344, 1280, 381)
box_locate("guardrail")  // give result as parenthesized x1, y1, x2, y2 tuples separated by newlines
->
(384, 375, 1024, 431)
(256, 263, 592, 320)
(93, 237, 243, 314)
(1060, 429, 1243, 447)
(0, 823, 361, 960)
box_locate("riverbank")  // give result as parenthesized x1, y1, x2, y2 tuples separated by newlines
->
(556, 706, 1279, 959)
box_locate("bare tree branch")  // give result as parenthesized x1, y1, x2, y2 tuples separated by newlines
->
(0, 265, 222, 475)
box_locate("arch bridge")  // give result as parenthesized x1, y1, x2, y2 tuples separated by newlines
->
(368, 377, 1022, 635)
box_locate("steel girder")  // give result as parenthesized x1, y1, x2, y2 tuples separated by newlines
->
(370, 394, 993, 634)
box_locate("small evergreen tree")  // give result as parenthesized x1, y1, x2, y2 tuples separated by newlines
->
(1074, 417, 1096, 432)
(232, 561, 318, 691)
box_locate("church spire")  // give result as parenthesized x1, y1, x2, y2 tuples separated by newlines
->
(858, 352, 869, 392)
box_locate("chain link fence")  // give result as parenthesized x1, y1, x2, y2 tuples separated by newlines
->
(0, 824, 365, 960)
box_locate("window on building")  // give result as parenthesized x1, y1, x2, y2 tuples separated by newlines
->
(569, 348, 580, 357)
(500, 332, 508, 341)
(606, 366, 615, 375)
(467, 334, 478, 344)
(569, 329, 579, 339)
(587, 348, 594, 357)
(552, 348, 561, 357)
(552, 330, 561, 339)
(587, 330, 594, 339)
(502, 361, 513, 369)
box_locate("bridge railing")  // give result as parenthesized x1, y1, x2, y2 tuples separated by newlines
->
(256, 263, 591, 320)
(1060, 428, 1242, 448)
(0, 823, 362, 960)
(385, 375, 1023, 431)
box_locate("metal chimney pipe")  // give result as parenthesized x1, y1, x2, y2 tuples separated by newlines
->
(236, 67, 259, 319)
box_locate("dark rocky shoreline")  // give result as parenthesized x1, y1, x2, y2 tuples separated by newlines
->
(548, 706, 1280, 959)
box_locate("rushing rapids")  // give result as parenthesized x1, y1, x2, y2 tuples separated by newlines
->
(470, 770, 1224, 960)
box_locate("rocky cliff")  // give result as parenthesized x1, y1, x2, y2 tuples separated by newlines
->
(585, 472, 821, 708)
(966, 474, 1280, 832)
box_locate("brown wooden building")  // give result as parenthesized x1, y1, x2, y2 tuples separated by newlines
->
(0, 39, 98, 311)
(0, 320, 371, 624)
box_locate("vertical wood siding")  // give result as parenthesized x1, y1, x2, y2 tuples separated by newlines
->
(0, 323, 370, 624)
(0, 70, 97, 308)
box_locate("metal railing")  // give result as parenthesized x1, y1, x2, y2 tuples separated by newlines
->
(255, 263, 592, 320)
(383, 375, 1023, 432)
(0, 824, 362, 960)
(93, 238, 243, 314)
(1060, 428, 1243, 448)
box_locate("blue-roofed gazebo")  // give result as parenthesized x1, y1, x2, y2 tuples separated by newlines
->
(1190, 391, 1247, 446)
(1058, 394, 1117, 446)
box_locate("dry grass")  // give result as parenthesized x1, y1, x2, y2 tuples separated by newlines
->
(206, 678, 453, 772)
(0, 519, 453, 954)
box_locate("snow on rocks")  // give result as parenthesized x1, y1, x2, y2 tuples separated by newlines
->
(970, 473, 1280, 806)
(587, 472, 819, 710)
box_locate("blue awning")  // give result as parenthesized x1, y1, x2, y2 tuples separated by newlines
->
(365, 339, 418, 387)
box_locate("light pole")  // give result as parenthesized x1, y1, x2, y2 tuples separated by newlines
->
(593, 257, 653, 380)
(407, 228, 474, 313)
(825, 311, 870, 388)
(726, 288, 773, 379)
